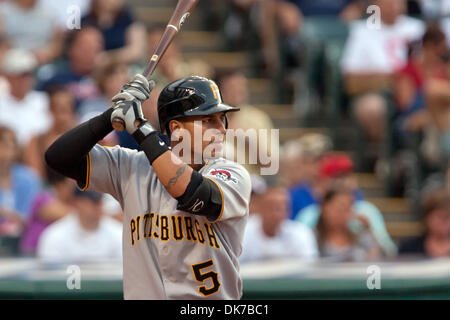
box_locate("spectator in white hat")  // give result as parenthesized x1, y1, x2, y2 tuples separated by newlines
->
(0, 49, 51, 147)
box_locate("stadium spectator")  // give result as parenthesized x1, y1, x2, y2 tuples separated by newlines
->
(425, 52, 450, 162)
(393, 23, 448, 148)
(240, 180, 318, 263)
(0, 35, 10, 95)
(145, 27, 213, 88)
(283, 0, 365, 21)
(38, 26, 104, 106)
(78, 60, 128, 120)
(280, 133, 332, 218)
(19, 168, 73, 255)
(81, 0, 146, 65)
(0, 127, 41, 236)
(316, 187, 382, 262)
(217, 69, 276, 175)
(341, 0, 425, 169)
(249, 174, 268, 216)
(399, 187, 450, 258)
(78, 59, 131, 148)
(0, 49, 51, 147)
(447, 162, 450, 193)
(135, 27, 213, 132)
(23, 86, 78, 179)
(37, 189, 122, 262)
(255, 1, 304, 101)
(296, 153, 397, 257)
(222, 0, 264, 51)
(0, 0, 64, 65)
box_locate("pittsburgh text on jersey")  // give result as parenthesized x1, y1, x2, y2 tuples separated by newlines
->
(129, 213, 221, 249)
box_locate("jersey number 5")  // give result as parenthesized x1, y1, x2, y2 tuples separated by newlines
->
(191, 259, 221, 297)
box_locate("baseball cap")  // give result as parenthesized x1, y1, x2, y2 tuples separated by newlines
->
(73, 188, 103, 203)
(320, 153, 354, 179)
(1, 49, 37, 75)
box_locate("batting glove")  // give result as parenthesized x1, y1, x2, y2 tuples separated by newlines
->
(111, 74, 155, 134)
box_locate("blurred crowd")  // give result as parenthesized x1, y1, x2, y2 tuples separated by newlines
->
(0, 0, 448, 264)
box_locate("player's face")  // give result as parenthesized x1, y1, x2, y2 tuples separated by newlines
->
(174, 112, 227, 161)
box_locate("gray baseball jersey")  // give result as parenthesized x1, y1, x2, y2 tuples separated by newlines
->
(83, 144, 251, 300)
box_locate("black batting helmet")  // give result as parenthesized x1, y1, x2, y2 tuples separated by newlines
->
(157, 76, 239, 135)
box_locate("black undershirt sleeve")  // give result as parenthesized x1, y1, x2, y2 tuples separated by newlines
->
(45, 109, 114, 187)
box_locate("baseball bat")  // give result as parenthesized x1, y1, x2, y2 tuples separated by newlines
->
(112, 0, 199, 132)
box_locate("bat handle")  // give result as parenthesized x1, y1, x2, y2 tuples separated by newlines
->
(112, 117, 126, 132)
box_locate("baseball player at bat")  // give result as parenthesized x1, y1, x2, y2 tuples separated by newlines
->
(45, 74, 251, 300)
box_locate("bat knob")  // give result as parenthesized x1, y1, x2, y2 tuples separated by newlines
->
(112, 117, 126, 132)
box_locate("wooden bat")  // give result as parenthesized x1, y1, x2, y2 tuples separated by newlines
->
(111, 0, 199, 132)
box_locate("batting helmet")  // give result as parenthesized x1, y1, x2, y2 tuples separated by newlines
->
(157, 76, 239, 134)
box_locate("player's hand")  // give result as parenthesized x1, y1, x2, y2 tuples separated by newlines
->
(110, 74, 155, 134)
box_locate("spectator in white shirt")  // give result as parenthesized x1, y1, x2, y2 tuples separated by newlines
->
(37, 189, 122, 262)
(341, 0, 425, 169)
(0, 0, 64, 65)
(0, 49, 51, 147)
(240, 179, 318, 264)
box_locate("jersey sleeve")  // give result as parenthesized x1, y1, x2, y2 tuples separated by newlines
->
(202, 161, 251, 223)
(81, 144, 138, 205)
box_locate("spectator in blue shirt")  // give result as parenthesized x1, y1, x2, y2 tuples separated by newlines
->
(81, 0, 146, 65)
(281, 133, 333, 219)
(38, 26, 105, 107)
(0, 127, 41, 236)
(296, 152, 397, 257)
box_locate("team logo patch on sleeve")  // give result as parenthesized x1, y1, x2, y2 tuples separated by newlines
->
(209, 169, 238, 184)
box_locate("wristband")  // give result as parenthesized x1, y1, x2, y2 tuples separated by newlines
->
(132, 121, 156, 145)
(134, 122, 170, 164)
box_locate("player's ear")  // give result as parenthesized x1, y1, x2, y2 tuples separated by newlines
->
(169, 120, 184, 140)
